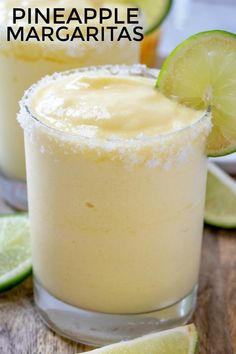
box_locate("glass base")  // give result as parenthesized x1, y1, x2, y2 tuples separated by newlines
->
(34, 279, 197, 347)
(0, 172, 27, 210)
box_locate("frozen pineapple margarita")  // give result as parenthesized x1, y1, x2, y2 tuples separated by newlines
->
(18, 65, 211, 334)
(0, 0, 140, 194)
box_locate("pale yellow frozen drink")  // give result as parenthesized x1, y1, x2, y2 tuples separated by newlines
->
(0, 0, 140, 181)
(19, 65, 211, 314)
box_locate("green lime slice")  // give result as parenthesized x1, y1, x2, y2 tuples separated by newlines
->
(115, 0, 173, 35)
(135, 0, 173, 35)
(0, 214, 31, 292)
(81, 324, 198, 354)
(157, 30, 236, 157)
(205, 162, 236, 228)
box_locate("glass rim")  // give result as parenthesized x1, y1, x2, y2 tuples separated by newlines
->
(19, 64, 212, 144)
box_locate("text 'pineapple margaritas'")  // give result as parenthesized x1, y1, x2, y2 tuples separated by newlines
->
(0, 0, 146, 209)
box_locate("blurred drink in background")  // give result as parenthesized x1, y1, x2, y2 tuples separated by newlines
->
(0, 0, 172, 209)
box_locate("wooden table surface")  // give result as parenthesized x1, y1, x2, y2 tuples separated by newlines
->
(0, 197, 236, 354)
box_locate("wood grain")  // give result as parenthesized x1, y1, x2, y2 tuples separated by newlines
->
(0, 197, 236, 353)
(193, 228, 236, 354)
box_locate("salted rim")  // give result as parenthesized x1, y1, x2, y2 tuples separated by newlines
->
(18, 64, 212, 146)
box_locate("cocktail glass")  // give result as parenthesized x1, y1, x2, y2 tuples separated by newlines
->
(18, 64, 211, 346)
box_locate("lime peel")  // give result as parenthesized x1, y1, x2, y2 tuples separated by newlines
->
(0, 214, 31, 292)
(81, 324, 198, 354)
(157, 30, 236, 157)
(114, 0, 173, 35)
(0, 258, 32, 292)
(205, 162, 236, 228)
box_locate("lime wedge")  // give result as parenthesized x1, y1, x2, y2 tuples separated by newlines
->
(0, 214, 31, 292)
(116, 0, 173, 35)
(205, 162, 236, 228)
(135, 0, 173, 35)
(81, 324, 198, 354)
(157, 30, 236, 157)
